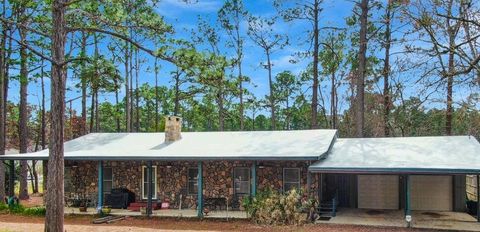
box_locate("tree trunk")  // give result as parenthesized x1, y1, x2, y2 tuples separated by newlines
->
(135, 49, 140, 132)
(81, 32, 87, 135)
(174, 69, 180, 116)
(89, 90, 95, 132)
(129, 45, 134, 131)
(114, 79, 121, 132)
(331, 72, 337, 129)
(41, 61, 47, 194)
(124, 42, 131, 132)
(311, 0, 320, 129)
(45, 0, 66, 231)
(356, 0, 368, 138)
(0, 0, 7, 201)
(19, 27, 29, 200)
(154, 58, 159, 131)
(445, 1, 455, 136)
(266, 49, 276, 130)
(383, 2, 392, 137)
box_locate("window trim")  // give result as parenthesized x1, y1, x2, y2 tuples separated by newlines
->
(187, 167, 198, 195)
(103, 167, 114, 194)
(141, 165, 158, 200)
(233, 167, 251, 195)
(283, 168, 301, 193)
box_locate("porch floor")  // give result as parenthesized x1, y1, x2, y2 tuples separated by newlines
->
(64, 207, 248, 219)
(316, 208, 480, 231)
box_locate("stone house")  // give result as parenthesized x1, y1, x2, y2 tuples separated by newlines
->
(2, 116, 480, 224)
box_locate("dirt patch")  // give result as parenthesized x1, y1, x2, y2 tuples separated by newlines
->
(0, 214, 439, 232)
(365, 210, 385, 215)
(19, 196, 44, 208)
(421, 212, 446, 218)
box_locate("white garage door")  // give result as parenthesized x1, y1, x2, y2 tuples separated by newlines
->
(411, 175, 452, 211)
(358, 175, 399, 209)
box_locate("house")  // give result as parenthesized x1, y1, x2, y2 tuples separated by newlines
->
(1, 116, 479, 225)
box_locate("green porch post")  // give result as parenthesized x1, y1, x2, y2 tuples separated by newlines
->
(405, 175, 411, 227)
(8, 160, 14, 197)
(251, 161, 257, 197)
(97, 161, 104, 213)
(147, 161, 153, 217)
(197, 161, 203, 218)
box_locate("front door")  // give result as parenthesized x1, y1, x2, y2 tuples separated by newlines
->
(142, 166, 157, 200)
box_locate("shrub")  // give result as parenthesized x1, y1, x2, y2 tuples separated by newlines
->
(242, 188, 316, 225)
(22, 206, 46, 216)
(0, 201, 46, 216)
(0, 202, 8, 211)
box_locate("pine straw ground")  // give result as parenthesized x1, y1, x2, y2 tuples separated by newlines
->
(0, 214, 439, 232)
(0, 197, 436, 232)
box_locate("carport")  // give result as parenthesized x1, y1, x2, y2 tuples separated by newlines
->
(309, 136, 480, 227)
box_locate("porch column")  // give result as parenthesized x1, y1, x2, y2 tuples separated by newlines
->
(147, 160, 153, 217)
(8, 160, 14, 197)
(197, 161, 203, 218)
(251, 161, 257, 197)
(477, 174, 479, 222)
(405, 175, 411, 227)
(97, 161, 104, 213)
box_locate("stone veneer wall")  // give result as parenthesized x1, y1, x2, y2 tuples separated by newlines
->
(65, 160, 318, 209)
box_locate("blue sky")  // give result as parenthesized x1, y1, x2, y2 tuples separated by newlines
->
(8, 0, 475, 115)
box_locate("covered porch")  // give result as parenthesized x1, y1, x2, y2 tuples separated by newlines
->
(317, 208, 480, 231)
(64, 207, 248, 219)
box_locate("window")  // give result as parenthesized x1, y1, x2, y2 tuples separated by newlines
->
(234, 167, 250, 195)
(188, 168, 198, 195)
(103, 167, 113, 194)
(142, 166, 157, 199)
(283, 168, 300, 193)
(64, 167, 73, 193)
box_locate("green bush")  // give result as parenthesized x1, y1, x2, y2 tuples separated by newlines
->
(0, 201, 45, 216)
(22, 206, 46, 216)
(0, 202, 8, 211)
(242, 188, 316, 225)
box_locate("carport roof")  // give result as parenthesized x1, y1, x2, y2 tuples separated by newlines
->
(309, 136, 480, 174)
(0, 130, 337, 161)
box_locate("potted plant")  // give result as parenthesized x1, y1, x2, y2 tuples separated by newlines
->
(102, 206, 111, 214)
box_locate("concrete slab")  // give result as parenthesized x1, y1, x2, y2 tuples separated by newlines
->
(316, 208, 480, 231)
(64, 207, 248, 219)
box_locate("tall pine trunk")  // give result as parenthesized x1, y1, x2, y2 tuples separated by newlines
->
(311, 0, 319, 129)
(266, 49, 275, 130)
(80, 32, 87, 135)
(383, 3, 392, 137)
(154, 58, 159, 131)
(124, 42, 131, 132)
(0, 0, 6, 201)
(356, 0, 368, 138)
(19, 27, 29, 200)
(45, 0, 67, 230)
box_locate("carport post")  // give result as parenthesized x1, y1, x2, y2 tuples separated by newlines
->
(8, 160, 14, 197)
(97, 161, 104, 213)
(405, 175, 411, 227)
(197, 161, 203, 218)
(147, 160, 153, 217)
(477, 174, 479, 222)
(251, 161, 257, 197)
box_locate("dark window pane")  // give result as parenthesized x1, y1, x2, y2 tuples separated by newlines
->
(188, 181, 198, 194)
(284, 169, 300, 182)
(143, 167, 147, 181)
(104, 181, 112, 193)
(188, 168, 198, 181)
(104, 168, 113, 180)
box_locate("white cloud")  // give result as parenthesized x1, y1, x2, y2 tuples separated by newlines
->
(157, 0, 222, 18)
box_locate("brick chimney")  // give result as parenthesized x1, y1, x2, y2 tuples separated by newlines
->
(165, 116, 182, 142)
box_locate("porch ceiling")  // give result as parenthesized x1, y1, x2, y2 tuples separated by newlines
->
(309, 136, 480, 174)
(0, 130, 337, 161)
